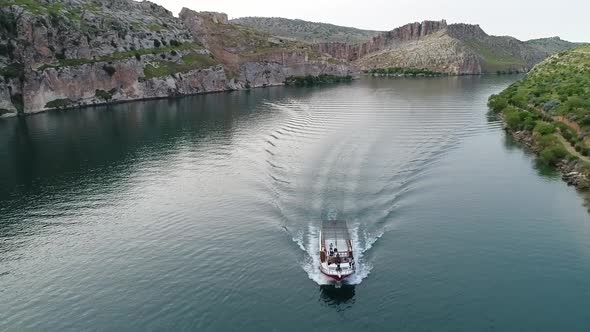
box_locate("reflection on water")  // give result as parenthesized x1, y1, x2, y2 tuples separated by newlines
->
(319, 285, 356, 308)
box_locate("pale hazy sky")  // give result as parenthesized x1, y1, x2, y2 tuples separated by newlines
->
(148, 0, 588, 42)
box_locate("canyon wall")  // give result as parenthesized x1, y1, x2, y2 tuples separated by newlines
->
(179, 8, 354, 89)
(0, 0, 354, 116)
(312, 19, 554, 74)
(313, 20, 449, 62)
(1, 3, 577, 118)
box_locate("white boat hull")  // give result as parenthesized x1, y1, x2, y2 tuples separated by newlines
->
(319, 220, 355, 282)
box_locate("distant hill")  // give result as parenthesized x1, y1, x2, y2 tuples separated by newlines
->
(230, 17, 382, 44)
(526, 37, 586, 55)
(314, 20, 581, 75)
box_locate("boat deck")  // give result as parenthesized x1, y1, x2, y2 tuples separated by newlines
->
(319, 220, 355, 279)
(320, 220, 353, 254)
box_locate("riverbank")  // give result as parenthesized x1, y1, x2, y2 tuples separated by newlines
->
(490, 100, 590, 191)
(505, 126, 590, 189)
(1, 78, 356, 118)
(365, 67, 446, 77)
(488, 45, 590, 192)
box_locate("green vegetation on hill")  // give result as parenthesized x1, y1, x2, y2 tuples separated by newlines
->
(526, 37, 586, 55)
(203, 21, 319, 58)
(488, 45, 590, 166)
(0, 63, 23, 79)
(143, 53, 218, 79)
(0, 0, 174, 34)
(0, 0, 67, 15)
(463, 39, 525, 73)
(231, 17, 381, 44)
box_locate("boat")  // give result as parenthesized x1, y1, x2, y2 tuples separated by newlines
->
(319, 220, 355, 282)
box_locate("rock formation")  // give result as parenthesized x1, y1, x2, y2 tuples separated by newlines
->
(0, 2, 582, 118)
(313, 20, 570, 75)
(179, 8, 353, 89)
(0, 0, 354, 116)
(313, 20, 449, 62)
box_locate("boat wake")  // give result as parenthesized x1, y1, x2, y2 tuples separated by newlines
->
(261, 84, 481, 286)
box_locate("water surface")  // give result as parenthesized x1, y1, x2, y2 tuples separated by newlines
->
(1, 77, 590, 331)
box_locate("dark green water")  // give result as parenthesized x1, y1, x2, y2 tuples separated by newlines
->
(2, 77, 590, 331)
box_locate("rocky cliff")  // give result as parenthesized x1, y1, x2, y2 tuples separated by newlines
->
(313, 20, 575, 75)
(0, 2, 582, 118)
(355, 31, 482, 75)
(0, 0, 354, 116)
(179, 9, 353, 89)
(313, 20, 449, 62)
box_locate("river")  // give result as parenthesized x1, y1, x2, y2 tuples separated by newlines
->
(1, 76, 590, 331)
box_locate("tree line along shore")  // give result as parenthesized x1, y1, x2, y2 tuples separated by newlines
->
(488, 45, 590, 189)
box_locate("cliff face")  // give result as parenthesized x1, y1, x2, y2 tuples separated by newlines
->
(313, 20, 448, 62)
(313, 20, 569, 75)
(1, 3, 579, 118)
(0, 0, 222, 115)
(0, 0, 354, 116)
(355, 31, 482, 75)
(179, 8, 355, 89)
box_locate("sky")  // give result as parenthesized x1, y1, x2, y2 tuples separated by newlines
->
(149, 0, 588, 42)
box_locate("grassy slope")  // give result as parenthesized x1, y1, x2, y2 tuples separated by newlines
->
(144, 53, 218, 79)
(488, 45, 590, 167)
(513, 46, 590, 121)
(212, 23, 312, 56)
(463, 39, 525, 72)
(526, 37, 586, 55)
(230, 17, 381, 44)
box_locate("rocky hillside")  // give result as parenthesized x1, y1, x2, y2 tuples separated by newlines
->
(525, 37, 586, 55)
(314, 20, 578, 75)
(0, 0, 353, 116)
(0, 2, 583, 117)
(230, 17, 381, 44)
(180, 10, 352, 88)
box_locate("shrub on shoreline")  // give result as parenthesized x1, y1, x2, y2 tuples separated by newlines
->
(284, 74, 352, 86)
(366, 67, 443, 77)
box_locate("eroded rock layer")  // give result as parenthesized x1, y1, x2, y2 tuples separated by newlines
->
(0, 0, 354, 115)
(312, 20, 568, 75)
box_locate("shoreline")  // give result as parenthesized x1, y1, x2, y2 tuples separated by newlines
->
(2, 74, 525, 119)
(503, 124, 590, 191)
(0, 81, 290, 119)
(1, 75, 358, 119)
(363, 72, 526, 78)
